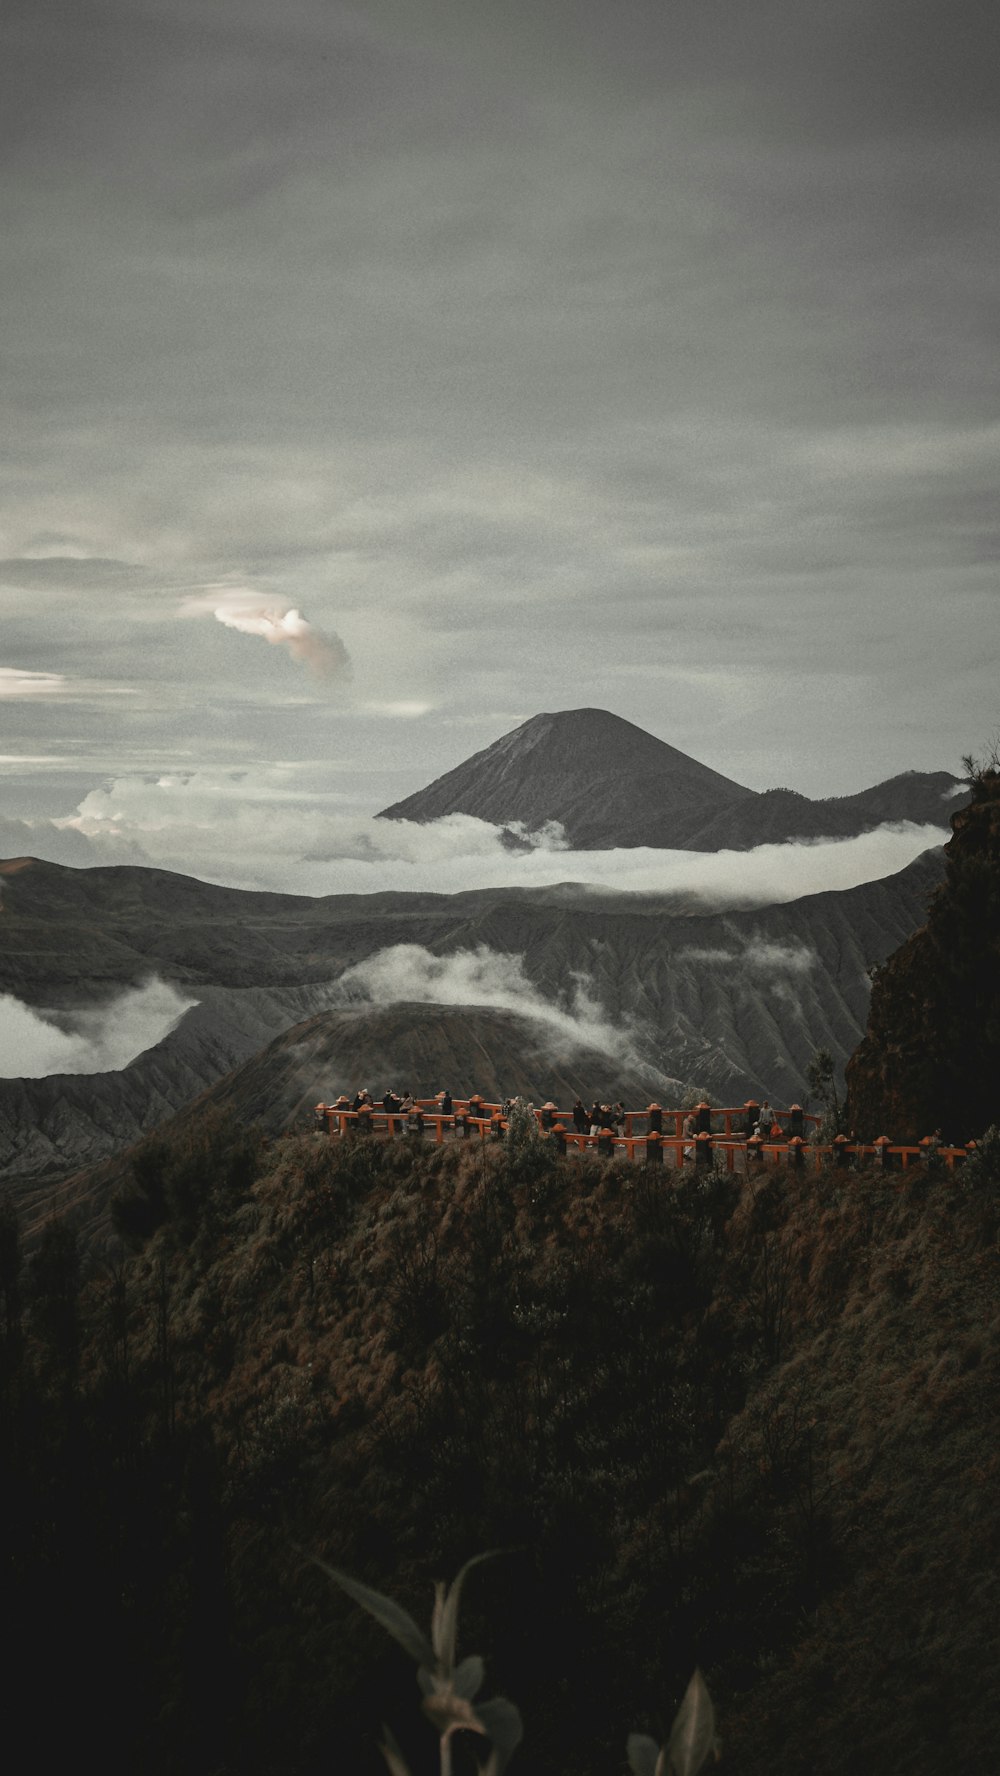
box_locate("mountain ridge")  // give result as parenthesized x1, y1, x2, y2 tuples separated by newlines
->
(379, 707, 965, 848)
(0, 845, 946, 1233)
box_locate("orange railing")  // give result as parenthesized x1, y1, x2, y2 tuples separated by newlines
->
(312, 1097, 969, 1171)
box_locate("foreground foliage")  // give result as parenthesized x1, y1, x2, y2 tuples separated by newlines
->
(2, 1116, 999, 1773)
(847, 759, 1000, 1142)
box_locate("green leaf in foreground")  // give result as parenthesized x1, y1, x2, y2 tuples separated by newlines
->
(667, 1670, 717, 1776)
(310, 1558, 435, 1669)
(627, 1732, 664, 1776)
(314, 1552, 523, 1772)
(379, 1724, 412, 1776)
(627, 1671, 717, 1776)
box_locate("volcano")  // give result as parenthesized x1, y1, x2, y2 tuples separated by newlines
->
(379, 708, 965, 849)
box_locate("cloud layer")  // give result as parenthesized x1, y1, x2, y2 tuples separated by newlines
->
(30, 767, 950, 902)
(0, 978, 198, 1078)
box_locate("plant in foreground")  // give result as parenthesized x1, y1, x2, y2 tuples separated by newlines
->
(315, 1553, 719, 1776)
(627, 1669, 719, 1776)
(314, 1551, 522, 1775)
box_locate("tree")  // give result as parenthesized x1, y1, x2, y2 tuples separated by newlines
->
(805, 1048, 843, 1137)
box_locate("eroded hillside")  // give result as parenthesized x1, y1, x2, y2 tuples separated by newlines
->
(1, 848, 946, 1217)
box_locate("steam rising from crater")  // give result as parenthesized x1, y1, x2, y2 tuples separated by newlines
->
(181, 590, 351, 678)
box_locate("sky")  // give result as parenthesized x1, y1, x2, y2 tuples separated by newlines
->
(2, 0, 997, 897)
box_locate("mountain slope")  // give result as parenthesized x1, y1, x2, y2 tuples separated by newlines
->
(378, 708, 965, 848)
(846, 762, 1000, 1142)
(204, 1002, 680, 1130)
(0, 848, 946, 1221)
(380, 708, 754, 845)
(40, 1001, 691, 1247)
(15, 1096, 999, 1776)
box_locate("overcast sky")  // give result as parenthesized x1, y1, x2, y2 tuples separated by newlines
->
(2, 0, 997, 892)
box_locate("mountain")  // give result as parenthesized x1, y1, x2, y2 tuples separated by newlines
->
(38, 1001, 692, 1247)
(10, 1062, 1000, 1776)
(380, 708, 753, 844)
(379, 707, 966, 848)
(0, 846, 946, 1229)
(203, 1002, 682, 1129)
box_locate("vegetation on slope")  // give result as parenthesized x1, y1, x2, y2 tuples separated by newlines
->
(3, 1112, 999, 1774)
(847, 757, 1000, 1142)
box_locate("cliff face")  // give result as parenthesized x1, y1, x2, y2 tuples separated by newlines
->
(846, 768, 1000, 1142)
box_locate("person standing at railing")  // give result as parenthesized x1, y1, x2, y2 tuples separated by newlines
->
(571, 1098, 588, 1135)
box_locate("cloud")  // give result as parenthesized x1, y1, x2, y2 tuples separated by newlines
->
(0, 555, 144, 588)
(0, 667, 137, 699)
(0, 978, 198, 1078)
(679, 938, 817, 973)
(42, 769, 949, 902)
(0, 814, 98, 867)
(336, 942, 673, 1085)
(180, 589, 351, 679)
(362, 700, 436, 719)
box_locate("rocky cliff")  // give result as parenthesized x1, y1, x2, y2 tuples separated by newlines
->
(846, 764, 1000, 1142)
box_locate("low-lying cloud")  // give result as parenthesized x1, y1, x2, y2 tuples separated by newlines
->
(0, 978, 198, 1078)
(0, 666, 136, 700)
(41, 768, 949, 906)
(679, 938, 817, 973)
(337, 942, 673, 1085)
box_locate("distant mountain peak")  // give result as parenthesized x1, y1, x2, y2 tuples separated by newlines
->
(378, 707, 966, 853)
(378, 707, 753, 844)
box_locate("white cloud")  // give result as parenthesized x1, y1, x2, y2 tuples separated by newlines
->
(0, 667, 136, 699)
(679, 938, 817, 972)
(337, 942, 672, 1085)
(43, 769, 948, 902)
(180, 588, 351, 679)
(0, 978, 198, 1078)
(362, 700, 436, 718)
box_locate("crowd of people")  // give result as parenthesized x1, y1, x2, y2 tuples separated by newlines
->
(317, 1088, 809, 1144)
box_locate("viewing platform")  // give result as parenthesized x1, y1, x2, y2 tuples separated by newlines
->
(313, 1097, 973, 1173)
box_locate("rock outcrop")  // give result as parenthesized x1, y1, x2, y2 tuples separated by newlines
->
(846, 766, 1000, 1142)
